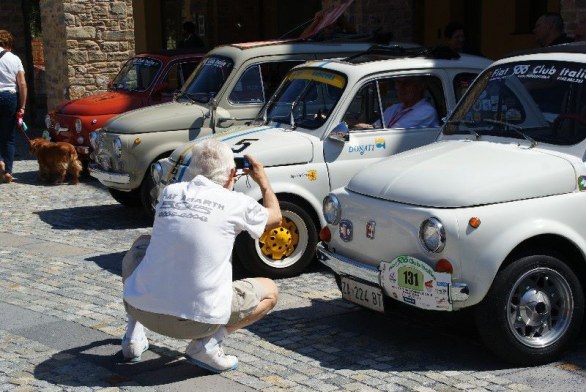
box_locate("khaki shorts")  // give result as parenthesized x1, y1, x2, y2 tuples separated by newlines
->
(122, 235, 265, 339)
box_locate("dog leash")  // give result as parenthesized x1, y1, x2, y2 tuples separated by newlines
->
(16, 120, 32, 144)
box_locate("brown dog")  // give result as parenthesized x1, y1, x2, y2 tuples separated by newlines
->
(29, 137, 82, 185)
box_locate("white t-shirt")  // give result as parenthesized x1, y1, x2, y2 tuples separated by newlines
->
(124, 175, 268, 324)
(0, 47, 24, 92)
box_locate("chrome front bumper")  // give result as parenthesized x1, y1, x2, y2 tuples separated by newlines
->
(317, 242, 470, 305)
(317, 243, 380, 284)
(89, 164, 130, 184)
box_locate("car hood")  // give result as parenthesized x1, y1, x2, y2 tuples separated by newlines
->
(104, 101, 207, 133)
(346, 140, 577, 208)
(171, 125, 314, 173)
(220, 127, 314, 165)
(55, 91, 139, 116)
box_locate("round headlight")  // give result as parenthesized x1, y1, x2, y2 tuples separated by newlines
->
(75, 118, 82, 133)
(419, 217, 446, 253)
(89, 131, 99, 149)
(323, 194, 341, 225)
(45, 114, 52, 129)
(151, 162, 163, 185)
(112, 137, 123, 158)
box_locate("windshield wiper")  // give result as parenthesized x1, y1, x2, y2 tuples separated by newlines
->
(482, 118, 537, 148)
(443, 119, 480, 140)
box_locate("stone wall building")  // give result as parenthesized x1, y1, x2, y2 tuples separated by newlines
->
(39, 0, 135, 112)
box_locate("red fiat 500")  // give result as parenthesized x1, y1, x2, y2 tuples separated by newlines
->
(45, 49, 205, 163)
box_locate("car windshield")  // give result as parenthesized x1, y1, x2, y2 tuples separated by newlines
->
(444, 60, 586, 146)
(111, 57, 162, 92)
(260, 68, 347, 130)
(180, 55, 234, 104)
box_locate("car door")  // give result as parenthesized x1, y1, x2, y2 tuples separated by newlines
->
(324, 71, 447, 191)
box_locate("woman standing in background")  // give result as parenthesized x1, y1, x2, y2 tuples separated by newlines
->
(0, 29, 27, 183)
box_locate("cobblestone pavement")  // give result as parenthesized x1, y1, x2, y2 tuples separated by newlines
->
(2, 145, 586, 391)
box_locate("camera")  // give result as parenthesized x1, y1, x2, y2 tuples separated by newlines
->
(234, 157, 250, 170)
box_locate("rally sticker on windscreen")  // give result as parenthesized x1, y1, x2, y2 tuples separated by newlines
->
(203, 57, 230, 68)
(490, 61, 586, 84)
(131, 58, 160, 67)
(288, 69, 346, 89)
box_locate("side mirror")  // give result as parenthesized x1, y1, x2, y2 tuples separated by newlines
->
(328, 122, 350, 142)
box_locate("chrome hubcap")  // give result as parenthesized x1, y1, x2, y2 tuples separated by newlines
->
(507, 267, 573, 348)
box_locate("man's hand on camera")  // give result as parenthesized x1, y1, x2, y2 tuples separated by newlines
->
(243, 154, 269, 187)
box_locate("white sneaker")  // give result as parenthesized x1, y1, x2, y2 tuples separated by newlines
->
(121, 334, 149, 362)
(185, 329, 238, 372)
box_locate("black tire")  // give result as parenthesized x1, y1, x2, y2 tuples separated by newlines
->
(108, 187, 141, 208)
(474, 254, 584, 366)
(235, 200, 318, 278)
(140, 171, 157, 219)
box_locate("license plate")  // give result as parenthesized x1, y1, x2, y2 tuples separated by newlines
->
(379, 255, 452, 311)
(340, 276, 384, 312)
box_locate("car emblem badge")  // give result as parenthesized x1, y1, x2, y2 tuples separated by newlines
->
(366, 220, 376, 239)
(339, 219, 353, 242)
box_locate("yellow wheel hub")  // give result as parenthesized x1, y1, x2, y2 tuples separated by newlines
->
(259, 217, 299, 260)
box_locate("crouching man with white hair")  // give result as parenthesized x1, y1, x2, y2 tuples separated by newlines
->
(120, 139, 282, 372)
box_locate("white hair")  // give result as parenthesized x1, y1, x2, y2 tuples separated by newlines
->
(189, 139, 235, 185)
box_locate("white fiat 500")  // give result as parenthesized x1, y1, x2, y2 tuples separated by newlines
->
(152, 46, 491, 278)
(318, 43, 586, 365)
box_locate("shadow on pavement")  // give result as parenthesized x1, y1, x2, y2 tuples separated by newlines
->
(248, 296, 519, 373)
(33, 338, 211, 388)
(35, 204, 152, 230)
(87, 252, 126, 276)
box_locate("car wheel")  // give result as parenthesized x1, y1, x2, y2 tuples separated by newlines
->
(109, 187, 141, 208)
(235, 201, 317, 278)
(474, 254, 584, 366)
(140, 172, 157, 219)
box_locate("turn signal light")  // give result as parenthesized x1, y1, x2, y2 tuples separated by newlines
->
(468, 217, 481, 228)
(435, 258, 453, 273)
(134, 137, 141, 145)
(319, 226, 331, 242)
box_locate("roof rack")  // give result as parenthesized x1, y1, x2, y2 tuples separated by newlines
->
(344, 44, 461, 63)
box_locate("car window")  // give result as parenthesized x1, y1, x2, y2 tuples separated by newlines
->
(260, 61, 305, 100)
(263, 68, 347, 130)
(112, 57, 162, 92)
(229, 61, 306, 105)
(163, 63, 180, 92)
(343, 75, 444, 130)
(444, 60, 586, 146)
(229, 65, 264, 104)
(454, 73, 478, 101)
(182, 55, 234, 103)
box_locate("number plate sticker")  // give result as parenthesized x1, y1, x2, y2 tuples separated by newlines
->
(379, 256, 452, 311)
(340, 276, 384, 312)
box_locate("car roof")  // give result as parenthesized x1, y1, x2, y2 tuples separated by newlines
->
(295, 45, 493, 79)
(133, 49, 207, 61)
(491, 42, 586, 67)
(502, 42, 586, 58)
(209, 40, 379, 58)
